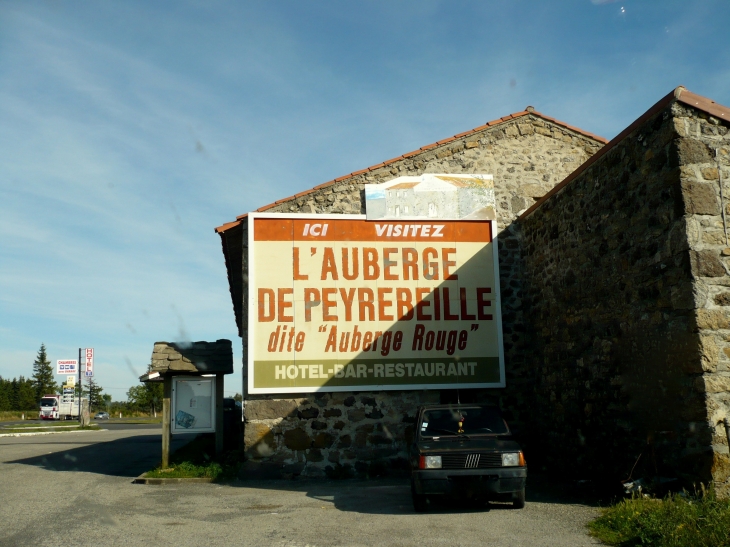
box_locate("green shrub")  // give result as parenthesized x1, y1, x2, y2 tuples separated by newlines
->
(145, 434, 240, 481)
(589, 487, 730, 547)
(146, 461, 223, 479)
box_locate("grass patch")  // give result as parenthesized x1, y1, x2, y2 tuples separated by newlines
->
(110, 418, 162, 424)
(144, 434, 240, 481)
(145, 461, 224, 479)
(0, 424, 100, 434)
(0, 411, 38, 421)
(589, 487, 730, 547)
(4, 421, 80, 428)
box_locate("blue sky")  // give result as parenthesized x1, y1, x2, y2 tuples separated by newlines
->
(1, 0, 728, 400)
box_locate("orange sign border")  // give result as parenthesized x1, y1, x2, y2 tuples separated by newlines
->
(247, 213, 505, 394)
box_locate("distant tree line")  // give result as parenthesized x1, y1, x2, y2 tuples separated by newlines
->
(2, 345, 238, 415)
(0, 376, 37, 411)
(0, 344, 58, 411)
(1, 344, 113, 412)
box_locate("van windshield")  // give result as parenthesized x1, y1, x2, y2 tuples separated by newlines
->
(40, 398, 56, 407)
(420, 406, 509, 437)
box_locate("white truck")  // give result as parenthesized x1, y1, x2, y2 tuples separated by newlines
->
(39, 394, 85, 420)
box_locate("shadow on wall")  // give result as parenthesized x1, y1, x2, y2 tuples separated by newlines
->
(244, 227, 521, 479)
(519, 101, 716, 486)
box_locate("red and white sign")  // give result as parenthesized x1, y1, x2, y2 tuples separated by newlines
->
(248, 213, 505, 394)
(85, 348, 94, 377)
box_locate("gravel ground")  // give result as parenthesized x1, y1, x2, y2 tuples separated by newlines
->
(0, 427, 605, 547)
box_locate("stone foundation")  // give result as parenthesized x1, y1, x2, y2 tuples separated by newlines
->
(243, 391, 439, 477)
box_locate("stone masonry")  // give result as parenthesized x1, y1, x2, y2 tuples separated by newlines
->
(520, 94, 730, 495)
(236, 111, 606, 477)
(151, 339, 234, 375)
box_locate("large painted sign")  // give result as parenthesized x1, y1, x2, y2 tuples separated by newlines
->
(248, 213, 504, 394)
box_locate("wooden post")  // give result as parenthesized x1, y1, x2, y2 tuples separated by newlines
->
(162, 376, 171, 469)
(215, 374, 224, 458)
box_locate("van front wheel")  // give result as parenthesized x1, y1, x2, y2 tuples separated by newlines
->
(512, 487, 526, 509)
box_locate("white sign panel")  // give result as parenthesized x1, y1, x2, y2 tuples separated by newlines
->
(171, 376, 216, 434)
(85, 348, 94, 377)
(364, 174, 496, 220)
(56, 360, 78, 375)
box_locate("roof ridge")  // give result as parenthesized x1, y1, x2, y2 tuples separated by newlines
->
(215, 109, 607, 232)
(519, 86, 730, 221)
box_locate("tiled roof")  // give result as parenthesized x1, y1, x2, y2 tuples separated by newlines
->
(214, 108, 608, 234)
(520, 87, 730, 220)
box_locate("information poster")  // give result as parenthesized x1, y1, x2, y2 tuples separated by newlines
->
(171, 377, 215, 434)
(248, 213, 505, 394)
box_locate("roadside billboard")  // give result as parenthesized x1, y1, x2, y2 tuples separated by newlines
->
(247, 213, 504, 394)
(56, 360, 78, 375)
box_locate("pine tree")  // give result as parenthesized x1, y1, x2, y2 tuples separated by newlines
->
(17, 376, 37, 410)
(0, 377, 11, 411)
(86, 378, 105, 411)
(31, 344, 57, 400)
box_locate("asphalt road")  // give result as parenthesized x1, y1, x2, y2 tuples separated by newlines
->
(0, 427, 602, 547)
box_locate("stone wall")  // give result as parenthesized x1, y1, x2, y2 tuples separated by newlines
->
(677, 102, 730, 495)
(521, 101, 730, 494)
(241, 113, 605, 477)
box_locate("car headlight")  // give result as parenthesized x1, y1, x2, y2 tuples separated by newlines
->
(419, 455, 442, 469)
(502, 452, 521, 467)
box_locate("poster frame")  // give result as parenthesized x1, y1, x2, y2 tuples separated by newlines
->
(171, 376, 216, 435)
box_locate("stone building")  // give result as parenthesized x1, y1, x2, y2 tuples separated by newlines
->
(520, 87, 730, 495)
(215, 107, 606, 477)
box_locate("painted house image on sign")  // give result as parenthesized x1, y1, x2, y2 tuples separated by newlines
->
(364, 174, 495, 220)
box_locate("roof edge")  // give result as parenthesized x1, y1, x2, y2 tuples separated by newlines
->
(519, 86, 698, 221)
(215, 109, 608, 232)
(215, 219, 242, 234)
(520, 87, 730, 221)
(676, 88, 730, 122)
(216, 220, 244, 337)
